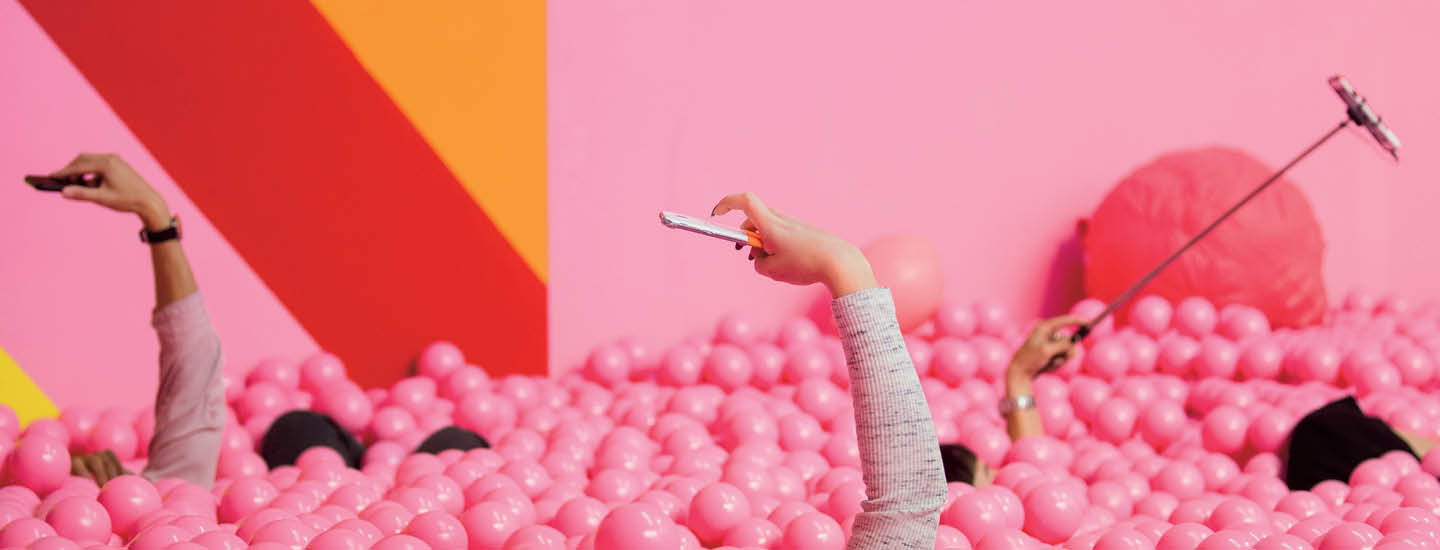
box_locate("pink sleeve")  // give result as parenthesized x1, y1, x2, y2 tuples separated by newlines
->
(141, 292, 225, 488)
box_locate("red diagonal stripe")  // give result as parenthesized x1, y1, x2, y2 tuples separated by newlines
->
(22, 2, 546, 387)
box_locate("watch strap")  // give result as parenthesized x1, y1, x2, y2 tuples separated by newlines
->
(140, 215, 181, 244)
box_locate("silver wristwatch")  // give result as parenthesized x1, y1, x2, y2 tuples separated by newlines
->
(998, 395, 1036, 416)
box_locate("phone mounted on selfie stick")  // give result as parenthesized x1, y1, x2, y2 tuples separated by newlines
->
(1041, 76, 1401, 373)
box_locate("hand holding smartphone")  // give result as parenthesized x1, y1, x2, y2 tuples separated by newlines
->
(659, 211, 764, 248)
(25, 174, 101, 192)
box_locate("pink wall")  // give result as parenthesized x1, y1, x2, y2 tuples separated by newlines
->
(548, 1, 1440, 372)
(0, 2, 317, 412)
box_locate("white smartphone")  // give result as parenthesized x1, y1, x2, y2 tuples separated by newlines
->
(659, 211, 764, 248)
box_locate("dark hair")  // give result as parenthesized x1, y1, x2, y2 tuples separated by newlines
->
(939, 443, 978, 485)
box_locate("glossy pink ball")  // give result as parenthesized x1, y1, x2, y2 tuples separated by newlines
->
(97, 475, 163, 537)
(593, 502, 675, 550)
(1139, 400, 1187, 448)
(313, 387, 374, 434)
(703, 345, 754, 391)
(1021, 481, 1087, 543)
(8, 435, 70, 495)
(1240, 341, 1286, 380)
(1197, 337, 1240, 380)
(778, 512, 844, 550)
(1093, 398, 1139, 443)
(503, 525, 566, 550)
(417, 342, 465, 380)
(688, 483, 751, 545)
(1094, 527, 1153, 550)
(1085, 339, 1132, 380)
(1315, 522, 1382, 550)
(44, 497, 111, 543)
(0, 518, 57, 548)
(1202, 406, 1249, 453)
(1131, 296, 1174, 336)
(403, 511, 466, 550)
(1175, 297, 1219, 338)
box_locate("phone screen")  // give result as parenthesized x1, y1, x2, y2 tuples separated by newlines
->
(659, 211, 763, 248)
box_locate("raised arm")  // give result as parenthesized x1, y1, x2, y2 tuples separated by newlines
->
(1002, 316, 1083, 442)
(53, 154, 224, 488)
(712, 193, 947, 549)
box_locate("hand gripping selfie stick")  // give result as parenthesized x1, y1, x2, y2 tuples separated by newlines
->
(1044, 76, 1401, 371)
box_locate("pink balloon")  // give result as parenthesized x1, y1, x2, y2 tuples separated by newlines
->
(862, 235, 943, 332)
(8, 435, 70, 495)
(593, 502, 675, 550)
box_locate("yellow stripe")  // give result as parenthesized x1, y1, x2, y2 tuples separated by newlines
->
(0, 345, 59, 427)
(310, 0, 547, 282)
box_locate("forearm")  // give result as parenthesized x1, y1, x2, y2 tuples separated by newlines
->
(138, 200, 198, 308)
(1004, 373, 1045, 441)
(834, 289, 946, 550)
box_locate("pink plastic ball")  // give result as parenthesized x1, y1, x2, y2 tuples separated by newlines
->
(1351, 460, 1401, 489)
(593, 502, 675, 550)
(1094, 527, 1153, 550)
(722, 518, 782, 548)
(778, 512, 844, 550)
(1240, 341, 1286, 380)
(703, 345, 754, 391)
(548, 497, 607, 538)
(1155, 463, 1205, 500)
(313, 387, 374, 434)
(7, 435, 70, 495)
(1291, 346, 1342, 384)
(935, 302, 978, 339)
(688, 483, 751, 545)
(1131, 296, 1175, 337)
(503, 525, 566, 550)
(1089, 481, 1135, 519)
(1197, 337, 1240, 380)
(1390, 348, 1435, 387)
(1093, 398, 1139, 443)
(97, 475, 163, 537)
(1085, 339, 1132, 380)
(1175, 297, 1219, 338)
(585, 345, 631, 386)
(1157, 336, 1201, 377)
(932, 339, 979, 386)
(402, 511, 466, 550)
(1315, 522, 1382, 550)
(416, 342, 465, 380)
(0, 518, 57, 548)
(1140, 400, 1187, 448)
(1248, 410, 1295, 454)
(1202, 406, 1249, 453)
(44, 497, 112, 543)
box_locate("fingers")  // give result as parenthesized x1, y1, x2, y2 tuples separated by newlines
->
(1038, 315, 1087, 333)
(711, 192, 776, 233)
(59, 184, 107, 203)
(70, 456, 94, 483)
(51, 153, 113, 178)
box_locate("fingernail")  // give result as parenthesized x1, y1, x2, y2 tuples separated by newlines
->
(735, 243, 743, 250)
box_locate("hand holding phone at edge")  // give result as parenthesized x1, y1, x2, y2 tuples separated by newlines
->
(49, 154, 171, 231)
(710, 192, 878, 298)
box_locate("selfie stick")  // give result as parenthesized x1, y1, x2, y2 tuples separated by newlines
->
(1054, 76, 1400, 361)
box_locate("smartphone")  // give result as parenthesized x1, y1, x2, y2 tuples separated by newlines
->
(1329, 76, 1400, 159)
(24, 174, 99, 192)
(659, 211, 764, 248)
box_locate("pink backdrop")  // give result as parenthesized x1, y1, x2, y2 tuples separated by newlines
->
(547, 1, 1440, 372)
(0, 1, 317, 412)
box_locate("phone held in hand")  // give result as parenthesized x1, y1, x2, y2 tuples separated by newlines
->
(24, 174, 99, 192)
(659, 211, 764, 248)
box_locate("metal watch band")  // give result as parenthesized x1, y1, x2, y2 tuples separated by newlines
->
(998, 394, 1036, 416)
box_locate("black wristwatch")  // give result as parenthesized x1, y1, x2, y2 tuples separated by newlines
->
(140, 215, 181, 244)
